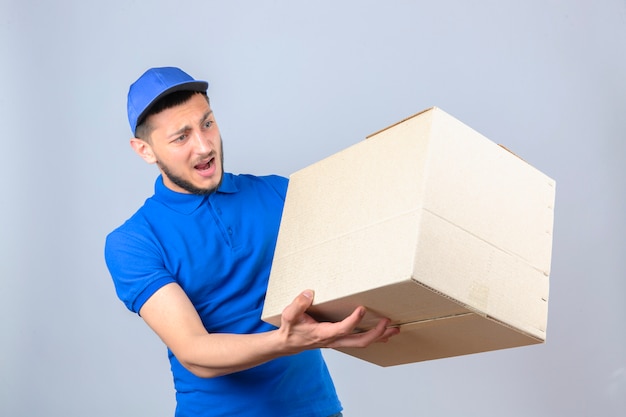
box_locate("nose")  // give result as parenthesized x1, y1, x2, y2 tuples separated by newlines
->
(191, 130, 212, 154)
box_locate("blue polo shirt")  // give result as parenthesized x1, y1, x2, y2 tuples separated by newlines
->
(105, 173, 342, 417)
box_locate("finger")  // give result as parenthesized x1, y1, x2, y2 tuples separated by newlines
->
(328, 318, 397, 348)
(338, 305, 366, 329)
(313, 306, 367, 341)
(281, 290, 315, 324)
(376, 324, 400, 343)
(371, 319, 400, 342)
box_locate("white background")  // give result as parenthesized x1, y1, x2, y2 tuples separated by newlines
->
(1, 1, 625, 416)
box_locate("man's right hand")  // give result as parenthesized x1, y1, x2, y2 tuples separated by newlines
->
(276, 289, 400, 354)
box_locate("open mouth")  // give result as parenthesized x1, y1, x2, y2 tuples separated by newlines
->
(194, 157, 214, 171)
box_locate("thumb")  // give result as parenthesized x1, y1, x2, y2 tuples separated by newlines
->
(300, 289, 314, 304)
(281, 290, 315, 323)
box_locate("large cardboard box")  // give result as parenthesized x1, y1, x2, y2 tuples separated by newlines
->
(262, 107, 555, 367)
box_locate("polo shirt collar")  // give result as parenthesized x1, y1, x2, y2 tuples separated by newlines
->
(153, 173, 238, 214)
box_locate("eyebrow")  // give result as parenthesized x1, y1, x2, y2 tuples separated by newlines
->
(168, 110, 214, 139)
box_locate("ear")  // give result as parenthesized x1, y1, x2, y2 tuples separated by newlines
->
(130, 137, 157, 164)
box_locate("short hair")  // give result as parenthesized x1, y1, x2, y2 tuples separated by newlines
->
(135, 90, 209, 141)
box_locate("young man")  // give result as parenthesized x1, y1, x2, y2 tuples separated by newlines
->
(105, 67, 398, 417)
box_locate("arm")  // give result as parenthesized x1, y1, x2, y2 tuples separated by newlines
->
(139, 282, 399, 378)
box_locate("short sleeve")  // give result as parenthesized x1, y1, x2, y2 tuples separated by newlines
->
(104, 225, 176, 314)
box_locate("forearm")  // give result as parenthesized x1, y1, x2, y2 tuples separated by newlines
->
(140, 283, 299, 378)
(140, 284, 398, 379)
(177, 330, 291, 378)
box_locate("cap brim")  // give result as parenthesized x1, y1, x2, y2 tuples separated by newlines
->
(135, 80, 209, 132)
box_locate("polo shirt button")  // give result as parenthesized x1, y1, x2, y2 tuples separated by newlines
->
(227, 228, 233, 235)
(216, 208, 222, 215)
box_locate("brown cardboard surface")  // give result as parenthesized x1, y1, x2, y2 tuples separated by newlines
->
(337, 311, 542, 367)
(262, 107, 555, 366)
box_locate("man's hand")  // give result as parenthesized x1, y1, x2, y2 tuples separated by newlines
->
(277, 290, 400, 354)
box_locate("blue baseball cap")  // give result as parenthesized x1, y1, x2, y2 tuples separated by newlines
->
(127, 67, 209, 135)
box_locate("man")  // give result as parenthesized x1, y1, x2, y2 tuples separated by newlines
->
(105, 67, 399, 417)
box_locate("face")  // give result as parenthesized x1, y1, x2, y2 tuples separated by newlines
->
(131, 93, 224, 195)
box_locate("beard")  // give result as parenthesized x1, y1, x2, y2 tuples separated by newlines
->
(157, 146, 225, 196)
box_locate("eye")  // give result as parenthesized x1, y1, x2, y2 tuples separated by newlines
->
(204, 120, 214, 129)
(172, 134, 187, 143)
